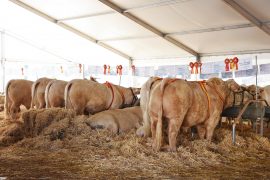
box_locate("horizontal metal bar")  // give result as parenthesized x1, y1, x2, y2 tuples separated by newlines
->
(123, 0, 190, 13)
(98, 0, 199, 57)
(9, 0, 132, 61)
(168, 23, 255, 36)
(57, 11, 115, 22)
(223, 0, 270, 36)
(98, 35, 156, 42)
(133, 49, 270, 60)
(200, 49, 270, 57)
(99, 21, 270, 42)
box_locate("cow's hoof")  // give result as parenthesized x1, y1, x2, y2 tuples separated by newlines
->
(161, 145, 177, 152)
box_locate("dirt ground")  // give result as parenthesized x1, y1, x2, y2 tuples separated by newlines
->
(0, 109, 270, 179)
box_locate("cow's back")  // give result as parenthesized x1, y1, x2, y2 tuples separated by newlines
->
(7, 79, 33, 107)
(87, 106, 142, 133)
(67, 79, 108, 114)
(48, 80, 67, 107)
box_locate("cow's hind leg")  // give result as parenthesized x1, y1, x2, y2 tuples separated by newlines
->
(168, 115, 184, 152)
(205, 114, 221, 141)
(151, 115, 158, 149)
(75, 106, 84, 115)
(10, 102, 20, 120)
(196, 125, 206, 139)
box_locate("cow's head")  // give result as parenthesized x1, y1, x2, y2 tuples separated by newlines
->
(244, 85, 264, 99)
(225, 79, 242, 92)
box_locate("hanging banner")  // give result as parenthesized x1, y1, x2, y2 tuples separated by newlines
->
(203, 58, 252, 74)
(260, 63, 270, 74)
(135, 66, 155, 77)
(238, 58, 252, 71)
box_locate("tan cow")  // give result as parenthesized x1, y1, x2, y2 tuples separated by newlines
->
(136, 77, 162, 137)
(86, 106, 142, 134)
(5, 79, 33, 120)
(149, 77, 241, 151)
(65, 79, 140, 115)
(261, 85, 270, 105)
(31, 77, 54, 109)
(242, 84, 264, 99)
(45, 80, 68, 108)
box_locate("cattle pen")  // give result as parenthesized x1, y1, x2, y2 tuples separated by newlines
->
(1, 0, 270, 179)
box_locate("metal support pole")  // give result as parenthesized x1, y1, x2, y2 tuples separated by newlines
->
(260, 110, 264, 136)
(255, 56, 258, 101)
(232, 123, 236, 145)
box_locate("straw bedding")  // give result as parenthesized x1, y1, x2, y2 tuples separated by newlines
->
(0, 108, 269, 179)
(0, 95, 4, 112)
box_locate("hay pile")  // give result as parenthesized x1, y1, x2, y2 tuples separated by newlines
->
(0, 108, 270, 178)
(0, 95, 4, 112)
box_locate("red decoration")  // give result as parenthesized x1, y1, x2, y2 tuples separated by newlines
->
(230, 59, 234, 70)
(116, 65, 119, 74)
(189, 62, 194, 74)
(233, 57, 239, 70)
(117, 65, 123, 75)
(108, 65, 111, 74)
(224, 58, 230, 71)
(225, 57, 239, 71)
(194, 62, 199, 74)
(131, 65, 135, 75)
(21, 68, 24, 76)
(79, 64, 82, 73)
(103, 64, 107, 75)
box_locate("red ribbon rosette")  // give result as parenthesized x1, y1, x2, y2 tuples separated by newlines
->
(224, 58, 230, 71)
(79, 64, 82, 73)
(107, 65, 110, 74)
(189, 62, 194, 74)
(118, 65, 123, 75)
(230, 59, 234, 70)
(194, 62, 199, 74)
(233, 57, 239, 70)
(131, 65, 135, 75)
(116, 65, 119, 74)
(103, 64, 107, 75)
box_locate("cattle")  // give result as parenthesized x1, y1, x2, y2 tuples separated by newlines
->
(31, 77, 54, 109)
(242, 84, 264, 99)
(64, 79, 140, 115)
(136, 77, 162, 138)
(45, 80, 68, 108)
(148, 77, 241, 152)
(4, 79, 33, 120)
(261, 85, 270, 105)
(86, 106, 142, 134)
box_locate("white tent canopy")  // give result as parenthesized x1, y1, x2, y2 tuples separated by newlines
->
(4, 0, 269, 64)
(1, 0, 270, 92)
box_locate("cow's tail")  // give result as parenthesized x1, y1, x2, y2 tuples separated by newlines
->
(45, 80, 54, 108)
(64, 81, 73, 109)
(30, 80, 40, 108)
(4, 80, 12, 119)
(155, 78, 170, 151)
(142, 77, 162, 137)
